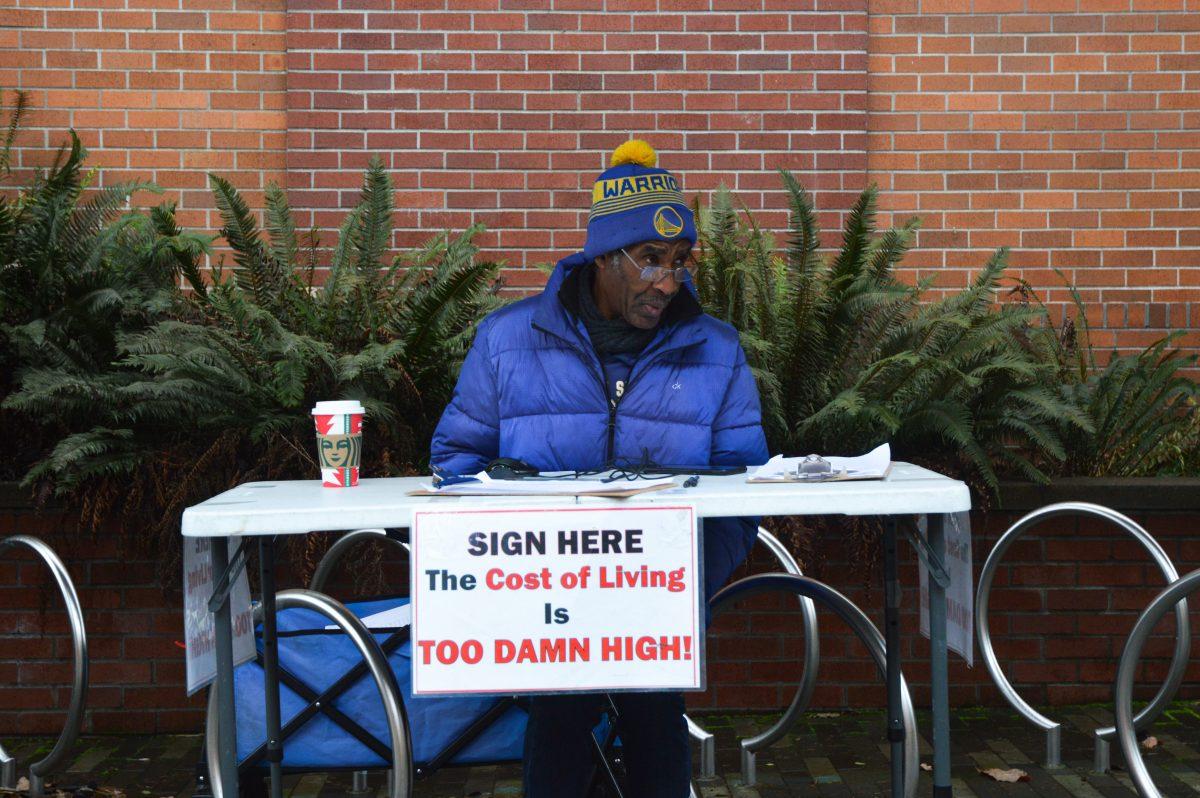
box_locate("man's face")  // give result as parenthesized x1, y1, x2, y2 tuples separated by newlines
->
(593, 239, 692, 330)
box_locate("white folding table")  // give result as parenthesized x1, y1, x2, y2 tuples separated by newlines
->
(183, 462, 970, 798)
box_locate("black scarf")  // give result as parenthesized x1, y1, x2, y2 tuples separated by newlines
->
(575, 264, 658, 357)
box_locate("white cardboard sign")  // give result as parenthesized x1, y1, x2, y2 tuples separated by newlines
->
(184, 536, 256, 695)
(919, 511, 974, 667)
(411, 505, 702, 696)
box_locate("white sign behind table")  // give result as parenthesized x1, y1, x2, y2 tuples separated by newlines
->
(411, 504, 701, 696)
(919, 511, 974, 667)
(184, 536, 256, 694)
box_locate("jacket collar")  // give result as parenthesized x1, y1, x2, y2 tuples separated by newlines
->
(532, 251, 704, 347)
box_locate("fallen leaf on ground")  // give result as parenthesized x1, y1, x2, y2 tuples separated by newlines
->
(16, 779, 30, 792)
(1142, 736, 1159, 749)
(979, 767, 1030, 783)
(920, 763, 932, 772)
(814, 712, 841, 718)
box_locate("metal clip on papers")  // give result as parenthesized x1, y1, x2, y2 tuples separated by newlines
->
(796, 454, 834, 479)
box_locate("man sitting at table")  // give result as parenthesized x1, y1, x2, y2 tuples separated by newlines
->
(430, 139, 769, 798)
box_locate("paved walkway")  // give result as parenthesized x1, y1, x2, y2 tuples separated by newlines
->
(4, 703, 1200, 797)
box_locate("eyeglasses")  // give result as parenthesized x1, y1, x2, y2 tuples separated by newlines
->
(619, 248, 696, 285)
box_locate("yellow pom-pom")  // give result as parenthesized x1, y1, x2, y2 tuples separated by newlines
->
(610, 139, 657, 168)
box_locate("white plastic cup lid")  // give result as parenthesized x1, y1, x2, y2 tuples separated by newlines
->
(311, 400, 366, 416)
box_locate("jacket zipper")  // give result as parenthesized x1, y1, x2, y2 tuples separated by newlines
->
(533, 321, 704, 467)
(604, 336, 687, 464)
(602, 362, 618, 465)
(532, 321, 613, 461)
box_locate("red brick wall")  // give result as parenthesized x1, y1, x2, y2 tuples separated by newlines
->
(284, 0, 870, 287)
(867, 0, 1200, 353)
(3, 1, 1198, 345)
(695, 510, 1200, 713)
(0, 508, 205, 735)
(4, 499, 1199, 734)
(0, 0, 287, 232)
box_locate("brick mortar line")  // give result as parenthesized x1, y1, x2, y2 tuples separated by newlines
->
(301, 78, 859, 83)
(292, 124, 856, 131)
(289, 51, 870, 57)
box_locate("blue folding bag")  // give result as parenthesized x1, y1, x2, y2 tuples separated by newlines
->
(232, 597, 529, 769)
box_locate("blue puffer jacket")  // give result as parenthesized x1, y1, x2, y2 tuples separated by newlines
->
(430, 252, 770, 600)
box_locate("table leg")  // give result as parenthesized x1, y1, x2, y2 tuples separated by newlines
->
(926, 514, 951, 797)
(882, 519, 904, 798)
(210, 537, 240, 798)
(258, 537, 284, 798)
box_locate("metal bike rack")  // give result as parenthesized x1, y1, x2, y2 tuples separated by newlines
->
(710, 573, 920, 798)
(1115, 568, 1200, 798)
(205, 588, 412, 798)
(684, 716, 715, 792)
(310, 528, 410, 795)
(309, 528, 408, 594)
(0, 535, 89, 798)
(975, 502, 1189, 770)
(685, 527, 820, 785)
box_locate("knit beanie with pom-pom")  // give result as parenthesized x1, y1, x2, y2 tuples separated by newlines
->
(582, 139, 697, 261)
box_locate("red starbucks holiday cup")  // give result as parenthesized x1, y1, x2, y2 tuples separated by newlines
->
(312, 400, 365, 487)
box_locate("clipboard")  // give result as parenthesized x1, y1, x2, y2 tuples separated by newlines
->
(745, 461, 893, 484)
(745, 444, 893, 484)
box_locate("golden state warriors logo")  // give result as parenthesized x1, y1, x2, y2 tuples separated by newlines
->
(653, 206, 684, 238)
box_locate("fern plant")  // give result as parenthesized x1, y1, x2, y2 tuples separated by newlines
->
(7, 155, 503, 549)
(1056, 338, 1198, 476)
(1012, 276, 1200, 477)
(0, 131, 192, 374)
(694, 174, 1092, 495)
(0, 97, 211, 482)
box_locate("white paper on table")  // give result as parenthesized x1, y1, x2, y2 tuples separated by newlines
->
(325, 603, 411, 631)
(748, 443, 892, 482)
(423, 471, 678, 495)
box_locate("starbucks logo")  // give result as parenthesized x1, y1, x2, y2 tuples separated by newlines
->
(653, 206, 684, 238)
